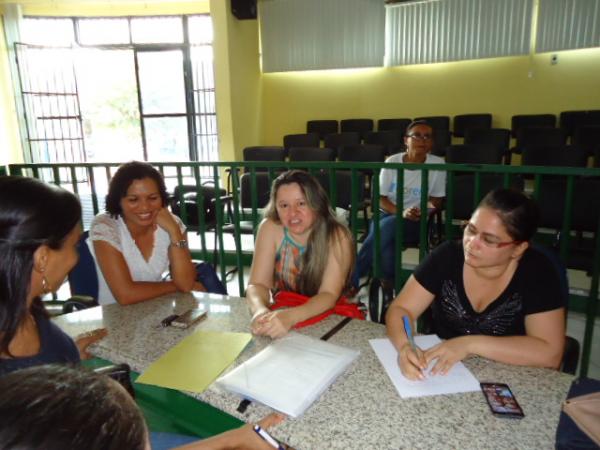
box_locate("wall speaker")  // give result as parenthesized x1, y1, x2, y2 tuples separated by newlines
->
(231, 0, 257, 20)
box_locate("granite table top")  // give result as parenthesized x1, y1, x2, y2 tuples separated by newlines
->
(54, 291, 574, 450)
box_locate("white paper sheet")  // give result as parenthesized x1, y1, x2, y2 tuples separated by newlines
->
(217, 332, 359, 417)
(369, 335, 480, 398)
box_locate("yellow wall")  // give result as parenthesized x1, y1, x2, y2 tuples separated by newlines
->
(260, 47, 600, 146)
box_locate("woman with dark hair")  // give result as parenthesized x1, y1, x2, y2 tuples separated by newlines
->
(90, 161, 225, 305)
(0, 176, 104, 375)
(246, 170, 356, 338)
(0, 364, 284, 450)
(386, 188, 566, 380)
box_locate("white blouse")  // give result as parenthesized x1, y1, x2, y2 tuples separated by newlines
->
(88, 213, 185, 305)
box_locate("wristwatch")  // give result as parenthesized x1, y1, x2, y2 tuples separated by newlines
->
(171, 239, 188, 249)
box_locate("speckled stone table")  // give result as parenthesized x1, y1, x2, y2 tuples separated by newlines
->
(54, 292, 574, 450)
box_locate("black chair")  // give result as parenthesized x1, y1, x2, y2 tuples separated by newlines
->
(511, 126, 567, 158)
(323, 132, 360, 158)
(559, 110, 600, 138)
(222, 172, 272, 237)
(572, 125, 600, 161)
(536, 177, 600, 274)
(445, 144, 503, 165)
(283, 133, 320, 153)
(314, 170, 368, 230)
(511, 114, 556, 139)
(364, 130, 403, 156)
(242, 146, 286, 169)
(414, 115, 450, 132)
(169, 184, 227, 267)
(521, 145, 588, 169)
(307, 120, 338, 140)
(337, 144, 387, 165)
(288, 146, 336, 165)
(377, 118, 412, 133)
(452, 113, 492, 138)
(340, 119, 374, 140)
(464, 128, 511, 164)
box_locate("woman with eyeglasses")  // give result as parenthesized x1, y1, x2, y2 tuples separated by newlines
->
(386, 188, 566, 380)
(353, 120, 446, 288)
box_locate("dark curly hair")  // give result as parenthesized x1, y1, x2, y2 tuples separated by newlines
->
(104, 161, 168, 218)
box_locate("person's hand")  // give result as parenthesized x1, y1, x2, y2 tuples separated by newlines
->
(397, 342, 427, 380)
(403, 207, 421, 221)
(192, 281, 206, 292)
(155, 207, 181, 236)
(252, 310, 293, 339)
(75, 328, 108, 360)
(424, 336, 469, 376)
(233, 413, 287, 450)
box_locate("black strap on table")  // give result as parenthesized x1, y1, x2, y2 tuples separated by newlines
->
(236, 316, 353, 414)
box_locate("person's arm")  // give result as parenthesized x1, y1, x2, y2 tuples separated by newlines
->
(385, 275, 435, 380)
(174, 413, 286, 450)
(427, 196, 444, 211)
(155, 208, 197, 292)
(93, 240, 180, 305)
(380, 196, 397, 215)
(246, 220, 278, 324)
(424, 308, 566, 374)
(255, 228, 353, 339)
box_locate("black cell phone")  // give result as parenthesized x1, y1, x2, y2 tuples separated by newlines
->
(480, 382, 525, 419)
(171, 309, 208, 329)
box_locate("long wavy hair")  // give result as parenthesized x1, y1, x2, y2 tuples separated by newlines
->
(264, 170, 354, 296)
(0, 176, 81, 356)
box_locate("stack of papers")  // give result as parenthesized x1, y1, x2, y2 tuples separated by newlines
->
(217, 332, 359, 417)
(370, 335, 480, 398)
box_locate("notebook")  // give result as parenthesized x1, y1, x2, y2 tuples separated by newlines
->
(216, 332, 360, 417)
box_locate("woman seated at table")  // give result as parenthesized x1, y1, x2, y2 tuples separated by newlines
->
(90, 161, 226, 305)
(386, 188, 566, 380)
(246, 170, 355, 339)
(0, 176, 105, 376)
(0, 364, 284, 450)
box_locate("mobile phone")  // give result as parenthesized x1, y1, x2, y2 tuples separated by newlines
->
(171, 309, 208, 329)
(480, 382, 525, 419)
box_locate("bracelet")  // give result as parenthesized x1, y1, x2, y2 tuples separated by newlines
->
(171, 239, 188, 249)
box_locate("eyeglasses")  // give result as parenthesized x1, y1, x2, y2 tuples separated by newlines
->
(407, 133, 433, 141)
(462, 222, 521, 248)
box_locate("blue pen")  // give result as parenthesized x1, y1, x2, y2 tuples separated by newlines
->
(253, 424, 285, 450)
(402, 315, 417, 351)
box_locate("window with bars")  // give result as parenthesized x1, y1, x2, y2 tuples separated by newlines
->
(16, 15, 217, 175)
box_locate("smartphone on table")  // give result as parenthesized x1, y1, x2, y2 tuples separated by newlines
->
(171, 309, 208, 329)
(480, 382, 525, 419)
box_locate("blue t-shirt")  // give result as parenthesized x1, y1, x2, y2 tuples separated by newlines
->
(0, 312, 80, 376)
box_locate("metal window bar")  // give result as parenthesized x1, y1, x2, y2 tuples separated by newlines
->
(7, 161, 600, 378)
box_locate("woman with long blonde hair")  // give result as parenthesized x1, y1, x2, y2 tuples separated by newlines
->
(246, 170, 355, 338)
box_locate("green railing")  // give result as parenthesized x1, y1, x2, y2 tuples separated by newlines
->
(8, 161, 600, 377)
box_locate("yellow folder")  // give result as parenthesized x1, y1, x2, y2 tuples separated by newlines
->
(136, 330, 252, 393)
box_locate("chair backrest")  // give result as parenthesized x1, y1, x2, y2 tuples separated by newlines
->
(445, 144, 504, 165)
(521, 145, 587, 168)
(340, 119, 374, 139)
(511, 114, 556, 138)
(288, 146, 336, 162)
(572, 125, 600, 156)
(414, 115, 450, 132)
(430, 129, 451, 157)
(283, 133, 320, 151)
(464, 128, 510, 152)
(243, 146, 286, 170)
(306, 120, 338, 139)
(364, 130, 403, 155)
(170, 185, 226, 228)
(239, 172, 272, 209)
(68, 230, 99, 301)
(337, 144, 386, 163)
(452, 113, 492, 138)
(559, 110, 600, 137)
(515, 127, 568, 151)
(314, 170, 366, 210)
(323, 132, 360, 155)
(377, 118, 412, 133)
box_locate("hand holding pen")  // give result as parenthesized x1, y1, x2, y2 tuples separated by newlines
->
(398, 315, 427, 380)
